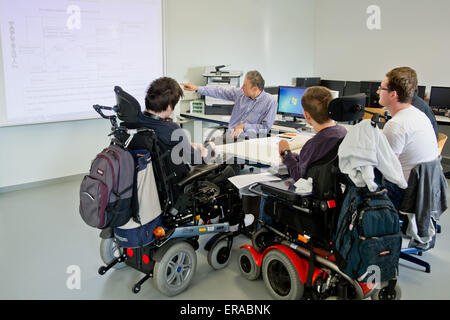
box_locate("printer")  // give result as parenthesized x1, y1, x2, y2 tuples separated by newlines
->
(202, 65, 242, 115)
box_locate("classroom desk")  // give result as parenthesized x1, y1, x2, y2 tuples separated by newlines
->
(180, 112, 353, 167)
(180, 113, 231, 126)
(435, 115, 450, 126)
(180, 112, 313, 134)
(214, 133, 314, 168)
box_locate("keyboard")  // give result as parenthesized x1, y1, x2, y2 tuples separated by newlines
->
(432, 108, 447, 116)
(273, 120, 306, 128)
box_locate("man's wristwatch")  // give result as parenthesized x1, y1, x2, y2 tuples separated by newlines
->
(280, 149, 291, 157)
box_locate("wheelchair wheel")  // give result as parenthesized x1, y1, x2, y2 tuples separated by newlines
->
(371, 282, 402, 300)
(262, 250, 304, 300)
(99, 238, 128, 270)
(237, 247, 261, 280)
(207, 238, 232, 270)
(153, 241, 197, 297)
(252, 227, 275, 253)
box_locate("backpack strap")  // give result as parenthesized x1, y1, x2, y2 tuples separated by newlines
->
(96, 154, 115, 187)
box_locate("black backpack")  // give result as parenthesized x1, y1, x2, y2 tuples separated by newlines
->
(79, 144, 138, 229)
(333, 185, 402, 282)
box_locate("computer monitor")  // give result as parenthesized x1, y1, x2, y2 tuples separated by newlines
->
(264, 86, 279, 95)
(417, 85, 426, 99)
(343, 81, 361, 96)
(277, 86, 306, 118)
(429, 86, 450, 109)
(321, 80, 346, 97)
(295, 77, 321, 88)
(360, 81, 381, 107)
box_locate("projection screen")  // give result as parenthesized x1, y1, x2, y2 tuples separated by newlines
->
(0, 0, 164, 126)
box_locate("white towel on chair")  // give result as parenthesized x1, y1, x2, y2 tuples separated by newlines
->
(338, 119, 407, 191)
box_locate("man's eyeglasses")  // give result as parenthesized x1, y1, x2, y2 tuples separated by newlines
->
(378, 86, 391, 92)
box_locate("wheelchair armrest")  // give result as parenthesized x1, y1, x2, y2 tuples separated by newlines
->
(259, 183, 300, 202)
(250, 179, 305, 202)
(176, 163, 221, 188)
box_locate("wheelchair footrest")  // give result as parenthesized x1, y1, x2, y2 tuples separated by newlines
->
(98, 253, 127, 275)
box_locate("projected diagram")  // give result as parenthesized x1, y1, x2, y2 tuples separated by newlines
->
(0, 0, 163, 125)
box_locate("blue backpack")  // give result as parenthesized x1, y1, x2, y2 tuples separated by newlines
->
(333, 186, 402, 282)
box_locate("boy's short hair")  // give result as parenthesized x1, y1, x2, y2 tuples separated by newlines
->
(145, 77, 184, 113)
(301, 86, 333, 124)
(386, 67, 417, 104)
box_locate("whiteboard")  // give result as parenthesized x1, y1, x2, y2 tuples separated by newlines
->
(0, 0, 164, 126)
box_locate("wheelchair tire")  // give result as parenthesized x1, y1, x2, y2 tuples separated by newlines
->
(371, 282, 402, 300)
(262, 250, 304, 300)
(237, 247, 261, 280)
(99, 238, 128, 270)
(153, 241, 197, 297)
(207, 238, 231, 270)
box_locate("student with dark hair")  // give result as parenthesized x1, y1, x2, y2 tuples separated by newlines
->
(142, 77, 208, 166)
(278, 86, 347, 181)
(140, 77, 254, 230)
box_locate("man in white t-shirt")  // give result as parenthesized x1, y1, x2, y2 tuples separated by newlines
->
(378, 66, 438, 208)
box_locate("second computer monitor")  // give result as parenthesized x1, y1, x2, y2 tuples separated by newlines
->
(295, 77, 321, 88)
(429, 86, 450, 109)
(321, 80, 346, 97)
(343, 81, 362, 96)
(277, 86, 306, 117)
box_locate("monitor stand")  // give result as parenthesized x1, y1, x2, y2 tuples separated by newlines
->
(283, 115, 305, 124)
(274, 116, 306, 129)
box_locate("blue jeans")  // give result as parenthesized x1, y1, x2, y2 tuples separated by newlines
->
(257, 197, 273, 230)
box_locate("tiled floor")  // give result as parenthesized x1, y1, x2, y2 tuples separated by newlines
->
(1, 176, 449, 300)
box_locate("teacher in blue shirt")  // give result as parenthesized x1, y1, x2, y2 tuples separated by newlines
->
(182, 70, 277, 141)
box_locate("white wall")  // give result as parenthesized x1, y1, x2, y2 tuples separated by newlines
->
(313, 0, 450, 157)
(314, 0, 450, 92)
(0, 0, 316, 189)
(0, 119, 110, 188)
(165, 0, 315, 88)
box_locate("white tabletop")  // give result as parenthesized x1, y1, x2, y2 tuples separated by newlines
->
(214, 132, 314, 167)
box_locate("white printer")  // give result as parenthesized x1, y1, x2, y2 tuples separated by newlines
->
(202, 65, 242, 115)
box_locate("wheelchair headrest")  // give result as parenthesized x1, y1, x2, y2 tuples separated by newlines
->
(328, 93, 366, 122)
(114, 86, 143, 123)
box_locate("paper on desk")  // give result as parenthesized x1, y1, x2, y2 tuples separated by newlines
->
(277, 133, 312, 151)
(228, 172, 282, 189)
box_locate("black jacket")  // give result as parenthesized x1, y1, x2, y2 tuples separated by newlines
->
(400, 157, 447, 247)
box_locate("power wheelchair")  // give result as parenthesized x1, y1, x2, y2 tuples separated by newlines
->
(94, 86, 251, 296)
(238, 94, 402, 300)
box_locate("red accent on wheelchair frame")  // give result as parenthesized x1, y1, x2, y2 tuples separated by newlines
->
(127, 248, 134, 257)
(262, 244, 323, 285)
(358, 282, 376, 297)
(327, 200, 336, 208)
